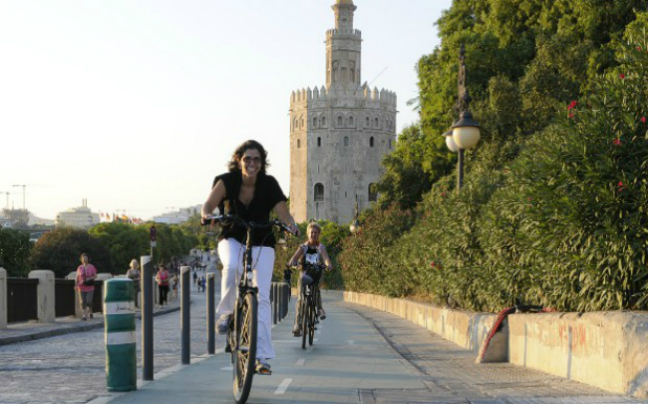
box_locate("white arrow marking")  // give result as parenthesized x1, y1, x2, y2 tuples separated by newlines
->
(296, 358, 305, 366)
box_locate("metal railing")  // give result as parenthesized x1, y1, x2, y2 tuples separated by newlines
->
(54, 279, 76, 317)
(7, 278, 39, 323)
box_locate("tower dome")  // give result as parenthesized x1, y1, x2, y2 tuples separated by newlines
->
(336, 0, 354, 4)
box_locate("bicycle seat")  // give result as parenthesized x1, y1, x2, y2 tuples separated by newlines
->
(301, 273, 314, 285)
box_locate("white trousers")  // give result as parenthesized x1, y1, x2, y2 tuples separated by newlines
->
(217, 238, 276, 360)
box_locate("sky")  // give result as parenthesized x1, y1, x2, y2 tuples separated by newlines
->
(0, 0, 452, 221)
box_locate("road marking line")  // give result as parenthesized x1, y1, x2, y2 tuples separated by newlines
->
(221, 366, 233, 371)
(348, 340, 354, 345)
(314, 338, 319, 342)
(275, 378, 292, 394)
(296, 358, 305, 366)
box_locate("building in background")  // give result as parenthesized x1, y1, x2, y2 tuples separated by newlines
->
(55, 199, 100, 228)
(289, 0, 397, 224)
(151, 205, 201, 225)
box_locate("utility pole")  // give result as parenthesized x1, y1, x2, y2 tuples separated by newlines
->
(12, 185, 26, 210)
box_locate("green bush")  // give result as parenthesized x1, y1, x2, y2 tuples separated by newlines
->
(0, 228, 31, 277)
(30, 228, 113, 278)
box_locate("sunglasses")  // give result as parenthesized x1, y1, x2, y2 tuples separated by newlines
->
(242, 156, 262, 164)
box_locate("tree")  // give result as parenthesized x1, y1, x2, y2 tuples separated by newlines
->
(0, 228, 31, 277)
(89, 223, 149, 274)
(30, 228, 112, 278)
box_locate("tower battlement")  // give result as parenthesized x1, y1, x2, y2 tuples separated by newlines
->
(326, 28, 362, 39)
(290, 85, 397, 108)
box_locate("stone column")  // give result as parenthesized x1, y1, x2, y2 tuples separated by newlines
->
(0, 268, 7, 329)
(28, 270, 56, 323)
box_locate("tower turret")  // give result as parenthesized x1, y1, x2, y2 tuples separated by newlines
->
(326, 0, 362, 89)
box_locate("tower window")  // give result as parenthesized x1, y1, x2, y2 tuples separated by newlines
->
(374, 117, 379, 128)
(368, 183, 377, 202)
(313, 117, 317, 128)
(366, 116, 370, 126)
(337, 116, 343, 126)
(297, 139, 301, 148)
(349, 116, 354, 126)
(294, 118, 298, 131)
(344, 136, 349, 146)
(314, 183, 324, 202)
(321, 116, 326, 127)
(317, 137, 322, 147)
(301, 118, 305, 128)
(370, 136, 374, 147)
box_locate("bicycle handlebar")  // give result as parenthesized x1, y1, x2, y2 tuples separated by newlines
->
(202, 214, 298, 236)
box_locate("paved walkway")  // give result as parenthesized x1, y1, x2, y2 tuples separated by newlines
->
(90, 297, 648, 404)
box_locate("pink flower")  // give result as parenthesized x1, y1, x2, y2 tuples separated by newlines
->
(441, 192, 447, 198)
(620, 73, 626, 79)
(642, 116, 646, 123)
(568, 112, 575, 119)
(618, 181, 625, 192)
(430, 261, 436, 268)
(613, 138, 621, 146)
(637, 46, 643, 52)
(567, 100, 578, 110)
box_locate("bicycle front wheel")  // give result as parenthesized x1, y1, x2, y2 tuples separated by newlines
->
(233, 293, 257, 404)
(308, 299, 315, 346)
(301, 297, 309, 350)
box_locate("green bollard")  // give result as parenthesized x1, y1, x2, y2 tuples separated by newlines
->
(104, 278, 137, 392)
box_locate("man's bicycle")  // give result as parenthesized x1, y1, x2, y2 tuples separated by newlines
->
(296, 263, 326, 350)
(203, 214, 294, 404)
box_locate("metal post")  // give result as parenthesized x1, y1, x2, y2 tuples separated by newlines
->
(457, 148, 464, 192)
(181, 266, 191, 364)
(284, 283, 289, 318)
(272, 282, 278, 325)
(206, 272, 215, 355)
(141, 256, 153, 381)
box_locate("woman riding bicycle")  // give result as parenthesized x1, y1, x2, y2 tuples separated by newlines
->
(288, 221, 331, 337)
(201, 139, 298, 375)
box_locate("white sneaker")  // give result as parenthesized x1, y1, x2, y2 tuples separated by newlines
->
(217, 315, 231, 334)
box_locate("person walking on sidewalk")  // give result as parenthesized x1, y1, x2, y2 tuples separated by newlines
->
(156, 264, 170, 307)
(288, 221, 332, 336)
(201, 139, 299, 376)
(126, 259, 141, 308)
(75, 253, 97, 321)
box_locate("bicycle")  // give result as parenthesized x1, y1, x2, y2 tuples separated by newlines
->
(203, 214, 294, 404)
(294, 263, 327, 350)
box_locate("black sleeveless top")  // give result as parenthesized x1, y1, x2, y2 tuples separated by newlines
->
(212, 170, 287, 248)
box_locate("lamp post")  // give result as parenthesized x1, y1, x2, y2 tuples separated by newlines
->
(443, 44, 481, 193)
(349, 194, 361, 234)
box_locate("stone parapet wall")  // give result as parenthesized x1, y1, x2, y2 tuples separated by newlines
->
(341, 291, 496, 353)
(509, 312, 648, 397)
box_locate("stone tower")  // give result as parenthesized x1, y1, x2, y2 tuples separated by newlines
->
(289, 0, 397, 224)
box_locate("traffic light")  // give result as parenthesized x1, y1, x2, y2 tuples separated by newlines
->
(150, 225, 157, 242)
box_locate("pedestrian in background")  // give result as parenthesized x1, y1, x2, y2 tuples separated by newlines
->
(126, 259, 141, 308)
(75, 253, 97, 321)
(156, 264, 170, 307)
(171, 274, 178, 300)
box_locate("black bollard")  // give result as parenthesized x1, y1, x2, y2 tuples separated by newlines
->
(206, 273, 215, 355)
(181, 266, 191, 364)
(141, 256, 154, 381)
(272, 282, 278, 325)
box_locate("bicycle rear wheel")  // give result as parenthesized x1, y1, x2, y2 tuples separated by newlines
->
(232, 293, 257, 404)
(301, 297, 308, 350)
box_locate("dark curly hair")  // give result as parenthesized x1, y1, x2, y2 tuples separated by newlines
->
(227, 140, 270, 174)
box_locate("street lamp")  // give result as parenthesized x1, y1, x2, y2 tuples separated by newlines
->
(349, 194, 361, 234)
(443, 44, 481, 193)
